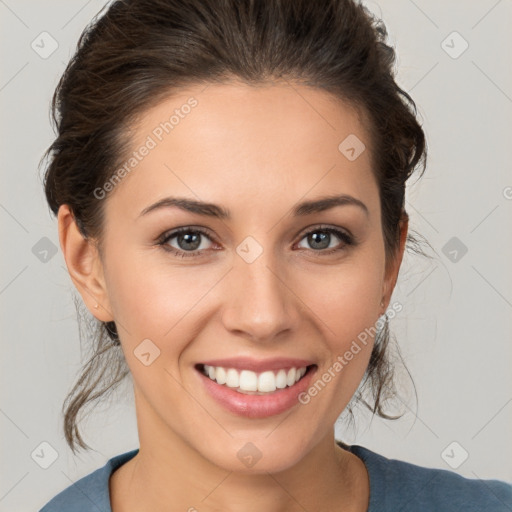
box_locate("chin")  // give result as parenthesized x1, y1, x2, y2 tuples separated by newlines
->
(205, 438, 309, 475)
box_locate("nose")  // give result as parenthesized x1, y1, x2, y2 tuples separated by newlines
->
(221, 248, 301, 342)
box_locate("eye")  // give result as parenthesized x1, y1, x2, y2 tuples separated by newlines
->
(296, 225, 354, 255)
(157, 227, 216, 258)
(157, 224, 355, 259)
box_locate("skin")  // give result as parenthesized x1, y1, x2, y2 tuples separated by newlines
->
(58, 81, 408, 511)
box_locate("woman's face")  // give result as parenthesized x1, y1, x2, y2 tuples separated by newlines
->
(78, 82, 405, 472)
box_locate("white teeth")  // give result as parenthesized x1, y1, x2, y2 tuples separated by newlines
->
(258, 371, 276, 392)
(275, 369, 287, 389)
(225, 368, 239, 388)
(287, 367, 297, 386)
(239, 370, 258, 391)
(202, 365, 309, 393)
(215, 367, 226, 385)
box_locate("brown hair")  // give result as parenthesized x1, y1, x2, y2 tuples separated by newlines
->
(40, 0, 429, 454)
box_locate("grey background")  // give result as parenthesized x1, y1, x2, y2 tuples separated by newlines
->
(1, 0, 511, 510)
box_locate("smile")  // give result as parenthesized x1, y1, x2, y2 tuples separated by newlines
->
(199, 364, 309, 394)
(194, 363, 318, 418)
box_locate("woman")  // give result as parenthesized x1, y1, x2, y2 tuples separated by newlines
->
(38, 0, 512, 510)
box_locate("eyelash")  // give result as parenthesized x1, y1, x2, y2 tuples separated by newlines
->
(156, 225, 356, 259)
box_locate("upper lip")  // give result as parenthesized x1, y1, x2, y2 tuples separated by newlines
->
(197, 357, 316, 373)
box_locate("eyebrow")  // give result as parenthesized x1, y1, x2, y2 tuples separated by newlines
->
(139, 194, 369, 219)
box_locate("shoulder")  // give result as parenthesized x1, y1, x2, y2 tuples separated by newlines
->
(344, 443, 512, 512)
(38, 448, 139, 512)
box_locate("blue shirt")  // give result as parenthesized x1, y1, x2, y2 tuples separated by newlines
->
(39, 441, 512, 511)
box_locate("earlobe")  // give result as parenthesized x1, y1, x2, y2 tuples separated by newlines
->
(57, 204, 114, 322)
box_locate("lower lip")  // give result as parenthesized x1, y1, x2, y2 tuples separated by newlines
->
(195, 365, 317, 418)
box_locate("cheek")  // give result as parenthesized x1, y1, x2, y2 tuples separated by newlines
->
(297, 257, 384, 344)
(103, 248, 225, 344)
(292, 252, 384, 403)
(103, 255, 224, 397)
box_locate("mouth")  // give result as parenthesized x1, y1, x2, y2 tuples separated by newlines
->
(193, 363, 318, 418)
(194, 363, 317, 394)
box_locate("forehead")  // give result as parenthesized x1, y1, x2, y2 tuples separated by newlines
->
(105, 81, 378, 222)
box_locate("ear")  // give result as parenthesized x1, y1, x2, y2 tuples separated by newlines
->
(57, 204, 114, 322)
(381, 211, 408, 311)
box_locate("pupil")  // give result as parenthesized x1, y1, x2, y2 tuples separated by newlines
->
(309, 231, 329, 249)
(179, 232, 201, 251)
